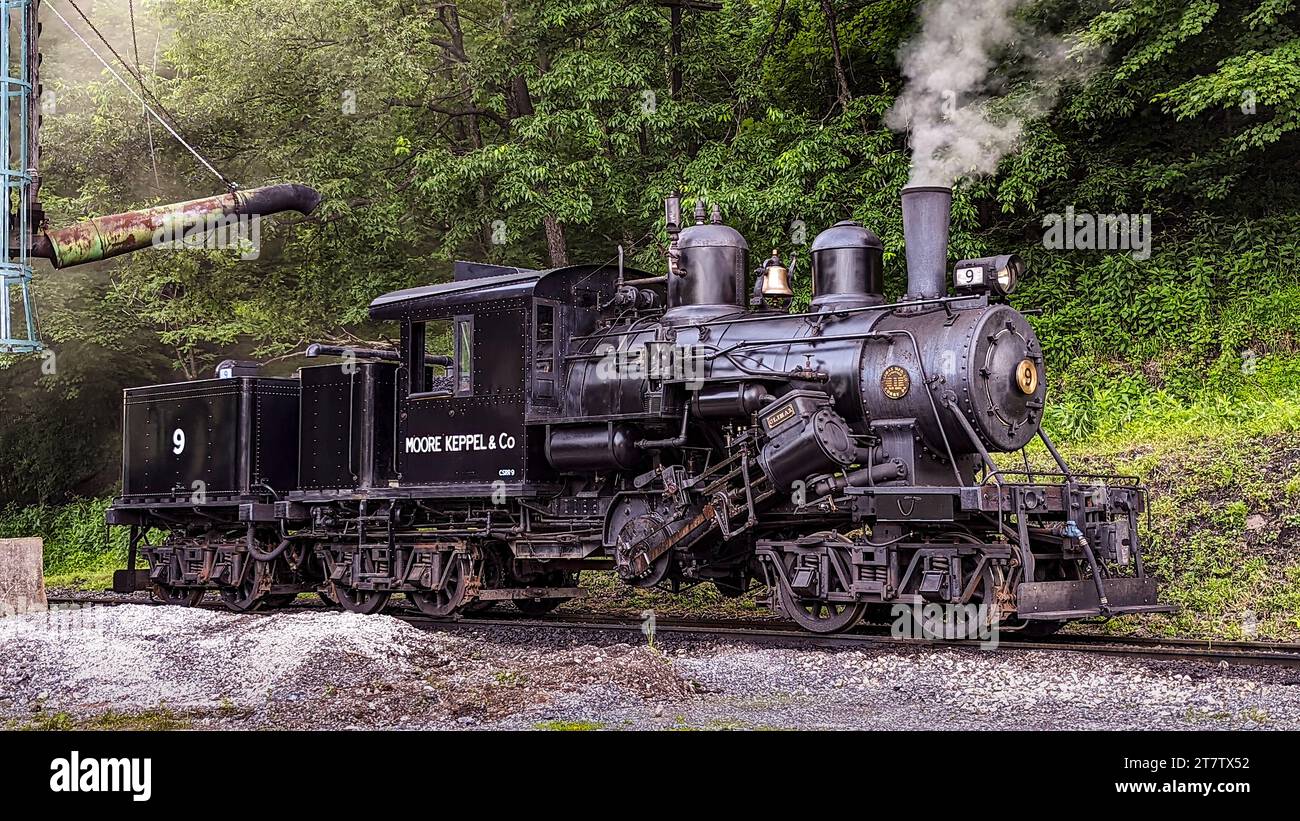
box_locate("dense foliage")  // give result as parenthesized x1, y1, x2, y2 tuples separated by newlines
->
(2, 0, 1298, 504)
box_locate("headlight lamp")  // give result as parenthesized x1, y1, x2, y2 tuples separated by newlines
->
(953, 254, 1024, 297)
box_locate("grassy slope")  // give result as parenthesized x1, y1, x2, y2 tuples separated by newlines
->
(1050, 420, 1300, 640)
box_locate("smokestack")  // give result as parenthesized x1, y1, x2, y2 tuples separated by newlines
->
(901, 185, 951, 300)
(28, 183, 321, 269)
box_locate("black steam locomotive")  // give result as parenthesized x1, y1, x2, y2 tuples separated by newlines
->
(108, 186, 1170, 633)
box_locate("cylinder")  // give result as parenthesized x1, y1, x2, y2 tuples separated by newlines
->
(901, 186, 952, 300)
(690, 383, 772, 418)
(810, 220, 885, 310)
(545, 424, 643, 472)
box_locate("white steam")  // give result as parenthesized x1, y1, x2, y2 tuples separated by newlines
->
(885, 0, 1095, 187)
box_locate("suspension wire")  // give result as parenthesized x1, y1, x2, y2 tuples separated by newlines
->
(127, 0, 160, 191)
(66, 0, 192, 154)
(48, 1, 237, 190)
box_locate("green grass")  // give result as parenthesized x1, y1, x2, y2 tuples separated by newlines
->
(532, 720, 605, 731)
(1016, 389, 1300, 640)
(43, 563, 120, 591)
(1, 496, 128, 589)
(8, 707, 192, 731)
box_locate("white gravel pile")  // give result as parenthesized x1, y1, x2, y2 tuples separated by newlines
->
(3, 605, 1296, 730)
(0, 605, 690, 729)
(0, 604, 441, 710)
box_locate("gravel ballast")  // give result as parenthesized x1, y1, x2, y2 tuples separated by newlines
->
(1, 604, 1297, 730)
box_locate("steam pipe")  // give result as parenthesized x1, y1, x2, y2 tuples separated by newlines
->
(810, 459, 908, 498)
(636, 407, 690, 449)
(27, 183, 321, 269)
(305, 343, 399, 362)
(901, 185, 952, 300)
(245, 531, 292, 562)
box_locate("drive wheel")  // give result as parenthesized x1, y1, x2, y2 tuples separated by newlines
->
(899, 563, 1007, 640)
(220, 567, 267, 612)
(772, 531, 865, 634)
(330, 582, 390, 615)
(777, 585, 867, 634)
(407, 554, 469, 617)
(152, 583, 203, 607)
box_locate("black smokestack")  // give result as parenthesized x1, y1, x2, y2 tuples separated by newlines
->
(901, 185, 952, 300)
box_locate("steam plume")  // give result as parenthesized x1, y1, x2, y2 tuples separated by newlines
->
(885, 0, 1094, 187)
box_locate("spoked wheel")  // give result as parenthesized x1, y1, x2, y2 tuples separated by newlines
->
(773, 531, 866, 634)
(220, 566, 267, 613)
(900, 563, 1008, 640)
(407, 554, 469, 617)
(330, 582, 391, 615)
(777, 585, 868, 634)
(151, 583, 203, 607)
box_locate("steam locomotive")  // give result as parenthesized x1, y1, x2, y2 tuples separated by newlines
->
(107, 186, 1170, 633)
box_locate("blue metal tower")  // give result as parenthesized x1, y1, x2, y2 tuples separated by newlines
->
(0, 0, 40, 353)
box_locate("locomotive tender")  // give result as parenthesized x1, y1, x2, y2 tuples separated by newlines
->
(108, 186, 1171, 633)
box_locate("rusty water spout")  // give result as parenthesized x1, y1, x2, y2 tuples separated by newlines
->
(27, 183, 321, 269)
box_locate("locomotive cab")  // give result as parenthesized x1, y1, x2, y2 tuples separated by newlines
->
(367, 261, 650, 491)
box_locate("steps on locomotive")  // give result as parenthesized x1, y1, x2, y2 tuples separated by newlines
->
(114, 376, 300, 506)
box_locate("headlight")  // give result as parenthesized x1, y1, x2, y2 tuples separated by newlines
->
(992, 254, 1023, 296)
(953, 254, 1024, 297)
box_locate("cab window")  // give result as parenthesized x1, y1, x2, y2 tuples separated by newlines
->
(455, 316, 473, 396)
(409, 320, 452, 396)
(535, 303, 555, 374)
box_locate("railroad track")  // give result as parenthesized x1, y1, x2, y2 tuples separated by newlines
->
(44, 594, 1300, 668)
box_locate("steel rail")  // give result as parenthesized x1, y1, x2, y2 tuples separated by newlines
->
(42, 595, 1300, 668)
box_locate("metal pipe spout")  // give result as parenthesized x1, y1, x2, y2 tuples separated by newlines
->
(901, 185, 952, 300)
(28, 182, 321, 269)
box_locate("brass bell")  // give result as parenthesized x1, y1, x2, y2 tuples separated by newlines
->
(761, 249, 793, 298)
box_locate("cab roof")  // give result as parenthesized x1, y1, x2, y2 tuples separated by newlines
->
(368, 262, 655, 320)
